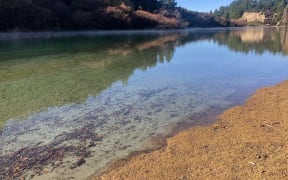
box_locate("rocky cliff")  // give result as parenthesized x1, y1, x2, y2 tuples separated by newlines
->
(238, 4, 288, 26)
(240, 12, 265, 23)
(280, 5, 288, 26)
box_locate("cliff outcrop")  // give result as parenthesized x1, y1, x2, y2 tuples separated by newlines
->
(240, 12, 266, 23)
(280, 5, 288, 26)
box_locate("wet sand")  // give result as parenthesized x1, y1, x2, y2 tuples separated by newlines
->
(96, 80, 288, 179)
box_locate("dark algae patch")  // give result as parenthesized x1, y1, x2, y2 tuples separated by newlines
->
(0, 124, 102, 179)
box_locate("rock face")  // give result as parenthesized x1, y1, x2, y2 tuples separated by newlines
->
(281, 5, 288, 26)
(280, 28, 288, 54)
(240, 12, 266, 23)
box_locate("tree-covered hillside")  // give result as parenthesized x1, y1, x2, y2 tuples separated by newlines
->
(0, 0, 182, 31)
(214, 0, 288, 20)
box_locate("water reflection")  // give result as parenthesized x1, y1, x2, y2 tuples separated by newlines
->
(0, 27, 288, 179)
(0, 32, 180, 126)
(213, 27, 288, 55)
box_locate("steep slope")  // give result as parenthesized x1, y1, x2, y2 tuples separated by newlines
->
(0, 0, 185, 31)
(280, 5, 288, 25)
(214, 0, 288, 26)
(0, 0, 225, 31)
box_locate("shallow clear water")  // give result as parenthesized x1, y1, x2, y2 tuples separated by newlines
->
(1, 27, 288, 179)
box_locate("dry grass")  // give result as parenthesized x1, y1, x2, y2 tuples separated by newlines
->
(135, 10, 182, 28)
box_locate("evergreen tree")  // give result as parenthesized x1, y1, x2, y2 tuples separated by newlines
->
(130, 0, 161, 12)
(159, 0, 177, 9)
(214, 0, 288, 19)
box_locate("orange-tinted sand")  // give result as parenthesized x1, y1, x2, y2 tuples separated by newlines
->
(95, 81, 288, 179)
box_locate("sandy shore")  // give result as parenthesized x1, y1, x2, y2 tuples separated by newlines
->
(95, 80, 288, 179)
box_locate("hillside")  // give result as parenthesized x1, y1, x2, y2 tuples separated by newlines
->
(0, 1, 287, 31)
(214, 0, 288, 26)
(0, 0, 222, 31)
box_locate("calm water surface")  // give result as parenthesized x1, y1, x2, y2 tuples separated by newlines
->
(1, 27, 288, 179)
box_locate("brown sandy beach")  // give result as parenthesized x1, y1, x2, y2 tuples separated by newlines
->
(95, 80, 288, 179)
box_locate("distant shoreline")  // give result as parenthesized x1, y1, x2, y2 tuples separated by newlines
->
(0, 26, 284, 40)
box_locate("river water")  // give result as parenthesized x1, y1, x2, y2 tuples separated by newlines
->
(1, 27, 288, 179)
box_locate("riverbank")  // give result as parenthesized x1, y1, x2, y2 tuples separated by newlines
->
(96, 80, 288, 179)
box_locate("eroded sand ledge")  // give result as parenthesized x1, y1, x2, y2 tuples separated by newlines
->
(95, 80, 288, 179)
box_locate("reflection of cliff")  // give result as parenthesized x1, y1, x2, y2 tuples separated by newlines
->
(167, 27, 288, 56)
(107, 33, 180, 61)
(284, 31, 288, 54)
(213, 27, 287, 55)
(136, 34, 180, 51)
(0, 33, 180, 126)
(237, 28, 264, 42)
(222, 28, 265, 44)
(280, 27, 288, 54)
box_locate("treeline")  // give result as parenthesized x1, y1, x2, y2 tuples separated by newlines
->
(128, 0, 177, 11)
(214, 0, 288, 20)
(0, 0, 178, 31)
(177, 8, 222, 27)
(104, 0, 177, 12)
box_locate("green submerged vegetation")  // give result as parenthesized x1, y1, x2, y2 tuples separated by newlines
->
(0, 33, 178, 127)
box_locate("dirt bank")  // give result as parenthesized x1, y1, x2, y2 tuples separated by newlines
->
(96, 80, 288, 179)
